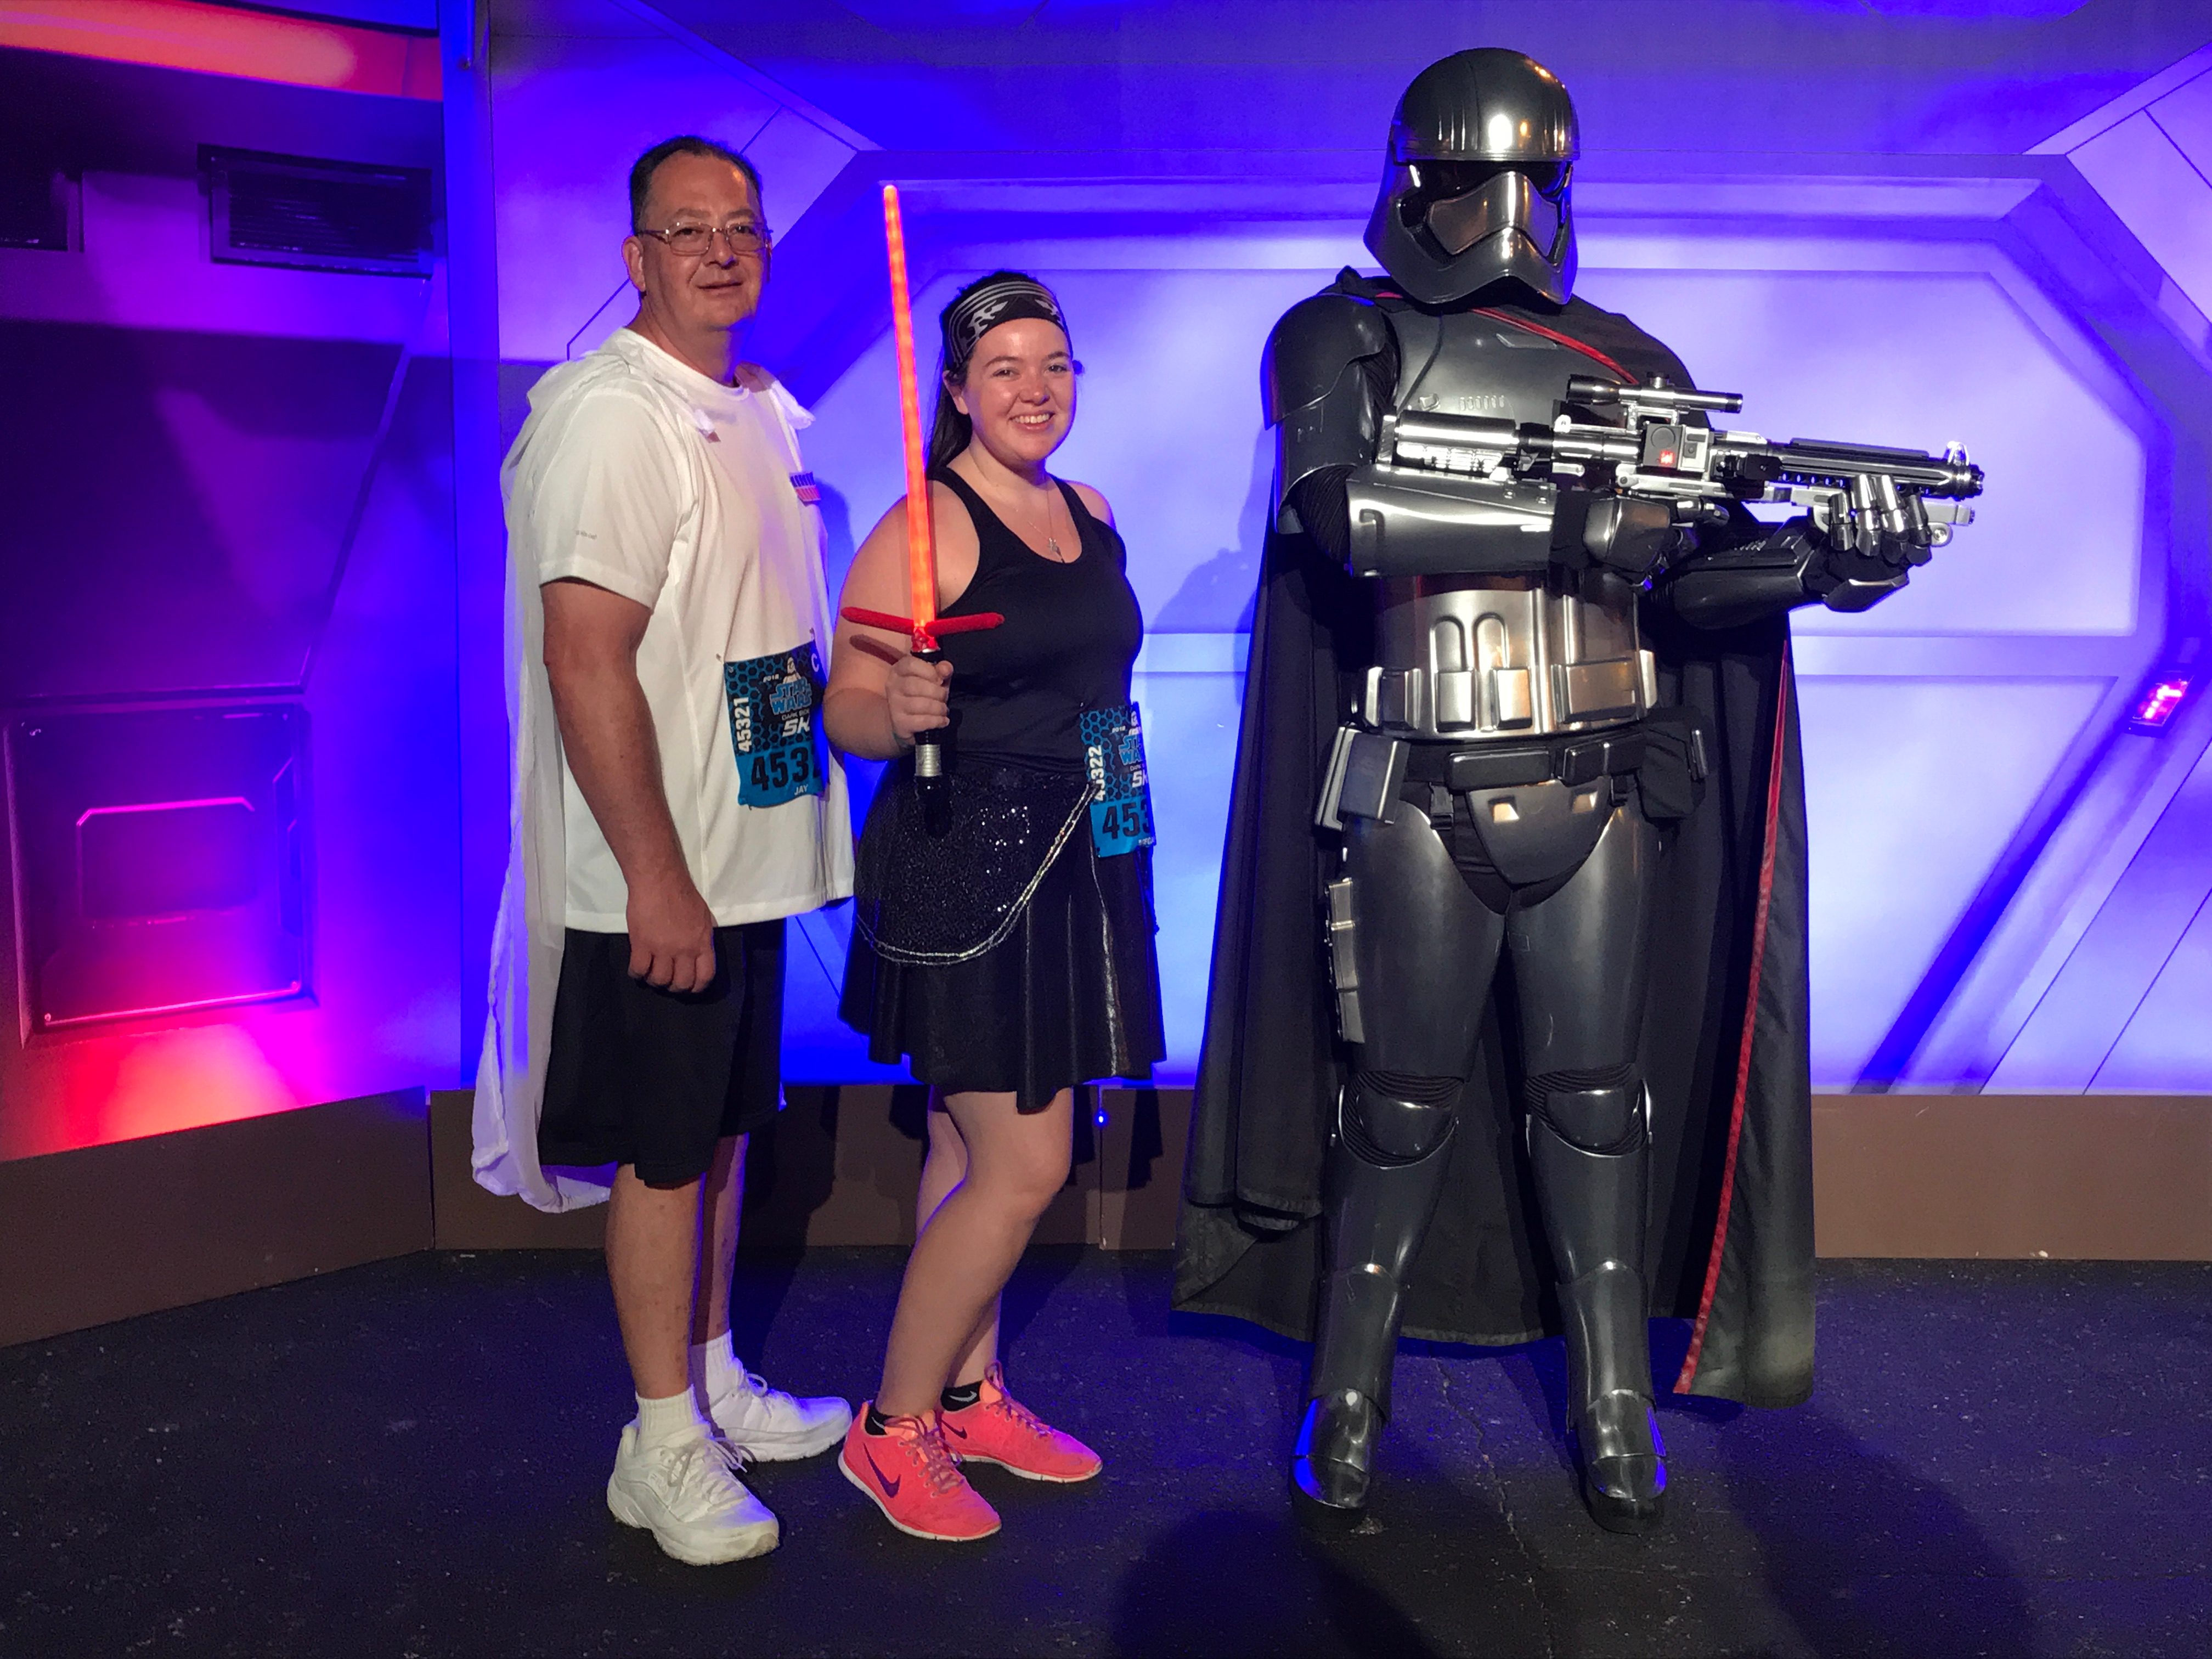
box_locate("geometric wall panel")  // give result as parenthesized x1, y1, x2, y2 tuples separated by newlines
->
(8, 705, 309, 1031)
(2091, 889, 2212, 1091)
(490, 13, 860, 363)
(1983, 738, 2212, 1094)
(2069, 100, 2212, 322)
(0, 321, 401, 705)
(1798, 676, 2111, 1086)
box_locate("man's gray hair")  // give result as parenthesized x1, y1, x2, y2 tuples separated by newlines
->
(628, 136, 763, 232)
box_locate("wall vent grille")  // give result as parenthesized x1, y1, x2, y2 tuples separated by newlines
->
(201, 147, 432, 278)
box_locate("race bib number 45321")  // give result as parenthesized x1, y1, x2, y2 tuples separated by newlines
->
(725, 644, 826, 808)
(1080, 701, 1155, 858)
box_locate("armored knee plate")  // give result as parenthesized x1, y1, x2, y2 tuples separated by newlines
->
(1523, 1068, 1650, 1395)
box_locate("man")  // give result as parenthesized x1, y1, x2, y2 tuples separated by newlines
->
(475, 136, 853, 1565)
(1178, 49, 1949, 1533)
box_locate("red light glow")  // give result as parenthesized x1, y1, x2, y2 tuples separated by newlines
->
(0, 1, 441, 100)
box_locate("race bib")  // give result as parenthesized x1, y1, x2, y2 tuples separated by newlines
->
(725, 644, 826, 808)
(1080, 702, 1155, 857)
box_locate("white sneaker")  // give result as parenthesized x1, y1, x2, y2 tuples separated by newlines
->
(605, 1424, 780, 1565)
(707, 1368, 853, 1462)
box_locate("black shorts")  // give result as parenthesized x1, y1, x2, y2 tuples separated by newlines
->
(538, 919, 786, 1187)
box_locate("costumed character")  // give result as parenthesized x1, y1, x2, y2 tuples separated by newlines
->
(1174, 48, 1982, 1532)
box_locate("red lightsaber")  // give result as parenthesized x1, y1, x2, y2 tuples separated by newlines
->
(885, 182, 938, 652)
(840, 186, 1002, 647)
(839, 184, 998, 830)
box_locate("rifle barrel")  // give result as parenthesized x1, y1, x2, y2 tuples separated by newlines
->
(1741, 438, 1983, 499)
(1387, 405, 1986, 500)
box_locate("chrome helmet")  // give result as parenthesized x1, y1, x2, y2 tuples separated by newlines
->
(1364, 48, 1579, 307)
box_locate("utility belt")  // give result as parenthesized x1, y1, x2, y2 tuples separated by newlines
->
(1317, 708, 1707, 830)
(1402, 729, 1645, 792)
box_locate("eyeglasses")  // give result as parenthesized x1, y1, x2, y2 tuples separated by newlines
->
(644, 220, 772, 257)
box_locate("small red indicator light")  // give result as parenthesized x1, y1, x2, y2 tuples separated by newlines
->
(2129, 676, 2190, 731)
(1657, 450, 1677, 468)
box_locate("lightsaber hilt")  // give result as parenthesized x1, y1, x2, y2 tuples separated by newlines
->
(908, 644, 951, 836)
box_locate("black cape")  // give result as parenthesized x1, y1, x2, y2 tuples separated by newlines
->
(1172, 287, 1816, 1408)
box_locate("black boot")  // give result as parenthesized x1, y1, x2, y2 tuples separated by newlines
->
(1526, 1096, 1668, 1534)
(1559, 1262, 1667, 1533)
(1572, 1384, 1666, 1532)
(1293, 1079, 1458, 1519)
(1292, 1387, 1381, 1517)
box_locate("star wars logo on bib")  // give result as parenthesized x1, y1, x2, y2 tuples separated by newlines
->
(1080, 702, 1155, 857)
(725, 644, 827, 808)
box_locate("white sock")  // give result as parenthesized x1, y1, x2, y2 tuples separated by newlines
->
(635, 1388, 708, 1449)
(691, 1331, 746, 1400)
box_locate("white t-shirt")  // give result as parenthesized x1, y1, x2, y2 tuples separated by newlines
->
(501, 327, 853, 930)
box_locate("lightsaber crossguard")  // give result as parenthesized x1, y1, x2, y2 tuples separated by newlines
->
(840, 183, 1002, 836)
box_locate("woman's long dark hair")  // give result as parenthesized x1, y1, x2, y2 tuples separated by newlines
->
(924, 361, 972, 473)
(926, 269, 1054, 471)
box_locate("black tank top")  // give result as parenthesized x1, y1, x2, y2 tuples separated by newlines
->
(930, 466, 1144, 769)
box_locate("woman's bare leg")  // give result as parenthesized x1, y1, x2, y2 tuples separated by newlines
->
(915, 1094, 967, 1231)
(914, 1099, 1002, 1389)
(876, 1088, 1072, 1418)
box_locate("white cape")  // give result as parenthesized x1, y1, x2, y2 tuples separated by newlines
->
(471, 511, 603, 1211)
(471, 361, 826, 1213)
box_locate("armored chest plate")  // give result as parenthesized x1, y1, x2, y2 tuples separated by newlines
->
(1390, 309, 1601, 429)
(1358, 308, 1651, 742)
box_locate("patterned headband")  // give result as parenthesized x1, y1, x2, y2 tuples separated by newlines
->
(941, 276, 1068, 375)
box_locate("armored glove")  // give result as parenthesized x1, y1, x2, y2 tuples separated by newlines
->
(1797, 473, 1938, 612)
(1661, 471, 1937, 631)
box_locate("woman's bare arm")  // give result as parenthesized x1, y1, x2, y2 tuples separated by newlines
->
(823, 487, 974, 760)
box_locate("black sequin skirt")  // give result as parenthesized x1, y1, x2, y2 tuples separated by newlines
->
(839, 755, 1165, 1111)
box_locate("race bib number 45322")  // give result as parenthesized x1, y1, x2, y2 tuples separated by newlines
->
(725, 644, 826, 808)
(1080, 701, 1155, 858)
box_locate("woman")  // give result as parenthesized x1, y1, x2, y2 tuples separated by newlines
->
(823, 272, 1164, 1542)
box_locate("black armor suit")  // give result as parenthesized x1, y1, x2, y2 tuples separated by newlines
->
(1179, 48, 1944, 1535)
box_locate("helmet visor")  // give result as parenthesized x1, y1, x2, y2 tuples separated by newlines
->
(1421, 166, 1565, 262)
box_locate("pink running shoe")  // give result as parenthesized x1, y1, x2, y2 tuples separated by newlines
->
(938, 1364, 1103, 1483)
(839, 1407, 1001, 1542)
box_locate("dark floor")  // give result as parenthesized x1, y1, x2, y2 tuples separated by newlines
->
(3, 1250, 2209, 1659)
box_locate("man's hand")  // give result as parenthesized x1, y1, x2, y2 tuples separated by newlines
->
(626, 869, 718, 992)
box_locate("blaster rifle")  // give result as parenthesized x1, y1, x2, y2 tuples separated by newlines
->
(1379, 374, 1983, 550)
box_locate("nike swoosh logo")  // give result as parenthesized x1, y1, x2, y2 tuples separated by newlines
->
(940, 1419, 968, 1441)
(864, 1445, 900, 1497)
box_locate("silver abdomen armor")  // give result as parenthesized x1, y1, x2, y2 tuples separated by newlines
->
(1356, 309, 1651, 742)
(1362, 571, 1655, 740)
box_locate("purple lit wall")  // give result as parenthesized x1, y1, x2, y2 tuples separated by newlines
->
(0, 40, 459, 1158)
(692, 0, 2212, 1096)
(8, 1, 2212, 1176)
